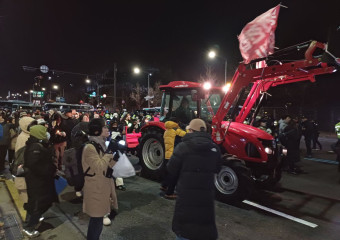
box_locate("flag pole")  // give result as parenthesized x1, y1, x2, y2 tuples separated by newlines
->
(279, 3, 288, 8)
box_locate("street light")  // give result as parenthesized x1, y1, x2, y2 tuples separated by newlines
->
(133, 67, 153, 108)
(85, 78, 91, 84)
(53, 85, 59, 90)
(133, 67, 141, 74)
(208, 50, 227, 85)
(42, 87, 46, 91)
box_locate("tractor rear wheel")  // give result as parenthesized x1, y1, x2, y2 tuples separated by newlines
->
(215, 158, 253, 204)
(138, 129, 165, 181)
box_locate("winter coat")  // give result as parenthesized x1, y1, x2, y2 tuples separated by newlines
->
(82, 143, 117, 217)
(23, 136, 58, 215)
(62, 117, 78, 144)
(284, 124, 300, 162)
(301, 120, 313, 139)
(167, 131, 222, 240)
(71, 122, 89, 149)
(49, 123, 68, 144)
(164, 121, 186, 160)
(9, 126, 18, 150)
(0, 122, 11, 146)
(15, 117, 35, 152)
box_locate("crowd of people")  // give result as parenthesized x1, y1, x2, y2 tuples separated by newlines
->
(254, 114, 322, 174)
(0, 106, 335, 240)
(0, 108, 162, 239)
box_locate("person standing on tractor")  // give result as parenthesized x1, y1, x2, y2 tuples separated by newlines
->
(174, 97, 192, 125)
(167, 119, 221, 240)
(160, 117, 186, 200)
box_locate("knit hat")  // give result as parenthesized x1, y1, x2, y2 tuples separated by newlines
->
(30, 125, 47, 140)
(20, 112, 27, 118)
(88, 118, 105, 136)
(186, 119, 207, 132)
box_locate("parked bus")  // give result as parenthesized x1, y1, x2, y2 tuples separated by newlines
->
(43, 102, 94, 112)
(0, 100, 36, 112)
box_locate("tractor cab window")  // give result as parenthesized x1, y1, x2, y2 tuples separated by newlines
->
(200, 93, 222, 123)
(160, 90, 197, 125)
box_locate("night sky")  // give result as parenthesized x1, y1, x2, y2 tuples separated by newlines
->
(0, 0, 339, 100)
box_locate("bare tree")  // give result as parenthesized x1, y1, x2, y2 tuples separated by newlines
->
(198, 65, 217, 85)
(130, 83, 145, 110)
(149, 81, 162, 107)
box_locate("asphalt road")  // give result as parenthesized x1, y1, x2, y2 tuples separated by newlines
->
(32, 155, 340, 240)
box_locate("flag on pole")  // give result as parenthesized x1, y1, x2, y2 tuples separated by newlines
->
(238, 5, 280, 66)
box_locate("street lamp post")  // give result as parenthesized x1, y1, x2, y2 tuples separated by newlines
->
(208, 50, 227, 85)
(133, 67, 153, 108)
(29, 90, 33, 103)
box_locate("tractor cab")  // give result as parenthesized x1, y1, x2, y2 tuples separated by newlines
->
(159, 81, 223, 125)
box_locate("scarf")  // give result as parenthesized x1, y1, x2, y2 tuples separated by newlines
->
(88, 135, 107, 153)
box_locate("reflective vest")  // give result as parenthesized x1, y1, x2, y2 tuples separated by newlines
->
(335, 122, 340, 139)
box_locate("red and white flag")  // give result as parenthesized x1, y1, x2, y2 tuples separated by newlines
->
(238, 5, 280, 65)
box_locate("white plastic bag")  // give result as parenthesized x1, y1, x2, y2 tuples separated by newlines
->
(112, 151, 136, 178)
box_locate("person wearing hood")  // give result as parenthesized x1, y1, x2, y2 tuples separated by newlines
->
(167, 118, 221, 240)
(13, 116, 36, 205)
(22, 125, 58, 238)
(71, 114, 90, 149)
(161, 117, 186, 199)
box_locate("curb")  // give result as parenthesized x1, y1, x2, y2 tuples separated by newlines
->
(0, 178, 26, 222)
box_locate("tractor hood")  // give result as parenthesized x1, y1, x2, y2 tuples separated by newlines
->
(221, 121, 273, 140)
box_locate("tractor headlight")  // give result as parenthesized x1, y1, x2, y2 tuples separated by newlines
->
(265, 147, 273, 155)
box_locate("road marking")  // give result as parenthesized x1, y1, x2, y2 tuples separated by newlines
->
(304, 157, 338, 165)
(243, 200, 318, 228)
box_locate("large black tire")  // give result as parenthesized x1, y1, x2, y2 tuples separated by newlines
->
(138, 129, 165, 181)
(214, 157, 253, 204)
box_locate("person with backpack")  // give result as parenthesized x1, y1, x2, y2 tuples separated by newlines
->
(63, 121, 89, 197)
(22, 125, 58, 238)
(82, 118, 118, 240)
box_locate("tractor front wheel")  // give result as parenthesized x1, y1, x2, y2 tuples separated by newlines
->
(215, 158, 253, 204)
(138, 130, 165, 181)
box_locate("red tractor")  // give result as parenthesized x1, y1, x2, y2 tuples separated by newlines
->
(135, 40, 338, 203)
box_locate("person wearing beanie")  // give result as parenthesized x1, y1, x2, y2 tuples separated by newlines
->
(22, 125, 58, 238)
(82, 118, 118, 239)
(167, 118, 222, 240)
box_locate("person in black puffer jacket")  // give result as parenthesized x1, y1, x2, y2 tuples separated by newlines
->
(23, 125, 58, 238)
(167, 119, 222, 240)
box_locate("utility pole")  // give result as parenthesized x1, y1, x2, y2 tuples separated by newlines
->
(113, 63, 117, 111)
